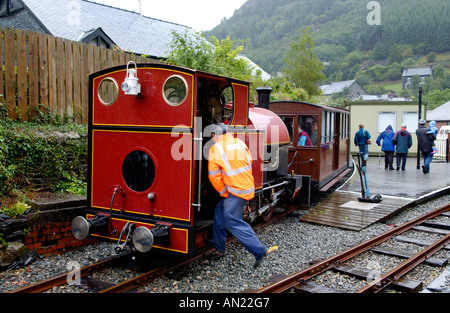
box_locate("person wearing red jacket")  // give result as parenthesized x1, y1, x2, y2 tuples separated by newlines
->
(207, 123, 277, 268)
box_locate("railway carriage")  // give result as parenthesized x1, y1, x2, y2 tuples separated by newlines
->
(71, 62, 350, 257)
(270, 101, 351, 194)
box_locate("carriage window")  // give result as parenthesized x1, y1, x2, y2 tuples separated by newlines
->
(163, 75, 188, 106)
(98, 77, 119, 106)
(340, 114, 349, 139)
(297, 115, 318, 147)
(321, 111, 334, 143)
(281, 116, 294, 144)
(321, 113, 326, 144)
(330, 112, 335, 141)
(344, 114, 349, 139)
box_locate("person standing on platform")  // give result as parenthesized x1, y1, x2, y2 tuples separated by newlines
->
(427, 120, 438, 154)
(207, 123, 278, 268)
(376, 125, 395, 170)
(392, 123, 413, 171)
(416, 119, 436, 174)
(354, 124, 371, 165)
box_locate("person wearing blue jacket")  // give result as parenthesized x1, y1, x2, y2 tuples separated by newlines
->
(376, 125, 395, 170)
(427, 120, 438, 154)
(354, 124, 371, 165)
(392, 123, 413, 171)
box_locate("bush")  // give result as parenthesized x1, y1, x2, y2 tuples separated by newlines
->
(0, 201, 31, 218)
(0, 119, 87, 197)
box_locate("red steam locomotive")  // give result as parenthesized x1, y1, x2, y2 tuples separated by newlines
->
(71, 62, 349, 256)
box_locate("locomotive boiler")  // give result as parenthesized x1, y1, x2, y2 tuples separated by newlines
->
(71, 62, 304, 256)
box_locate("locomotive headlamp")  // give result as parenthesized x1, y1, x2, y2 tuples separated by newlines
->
(121, 61, 141, 95)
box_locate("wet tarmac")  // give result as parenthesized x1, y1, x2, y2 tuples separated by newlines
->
(338, 155, 450, 199)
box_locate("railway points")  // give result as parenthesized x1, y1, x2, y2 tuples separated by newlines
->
(301, 156, 450, 230)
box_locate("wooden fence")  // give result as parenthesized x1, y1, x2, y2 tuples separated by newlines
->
(0, 27, 159, 124)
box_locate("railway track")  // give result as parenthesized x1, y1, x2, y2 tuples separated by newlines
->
(8, 251, 134, 293)
(9, 205, 298, 293)
(256, 202, 450, 293)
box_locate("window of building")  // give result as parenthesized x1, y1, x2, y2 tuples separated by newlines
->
(402, 112, 419, 133)
(378, 112, 396, 132)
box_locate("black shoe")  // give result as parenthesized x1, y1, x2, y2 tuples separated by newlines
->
(396, 167, 400, 171)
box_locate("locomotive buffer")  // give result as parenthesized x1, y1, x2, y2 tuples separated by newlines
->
(355, 153, 382, 203)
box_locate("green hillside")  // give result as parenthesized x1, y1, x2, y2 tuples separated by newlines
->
(207, 0, 450, 75)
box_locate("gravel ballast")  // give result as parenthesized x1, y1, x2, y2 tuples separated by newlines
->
(1, 193, 449, 293)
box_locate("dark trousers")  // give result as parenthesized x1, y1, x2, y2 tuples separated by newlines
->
(421, 151, 433, 173)
(384, 151, 394, 169)
(396, 153, 408, 170)
(211, 193, 267, 259)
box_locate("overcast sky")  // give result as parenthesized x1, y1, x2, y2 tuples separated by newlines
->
(92, 0, 248, 31)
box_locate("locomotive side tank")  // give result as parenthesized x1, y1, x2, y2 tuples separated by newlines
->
(72, 62, 303, 256)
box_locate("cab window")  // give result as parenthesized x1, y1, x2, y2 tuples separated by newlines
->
(281, 116, 294, 144)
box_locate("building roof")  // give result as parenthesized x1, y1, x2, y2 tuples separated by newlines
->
(402, 67, 433, 77)
(20, 0, 192, 58)
(360, 94, 412, 102)
(320, 80, 359, 95)
(236, 54, 271, 81)
(427, 100, 450, 121)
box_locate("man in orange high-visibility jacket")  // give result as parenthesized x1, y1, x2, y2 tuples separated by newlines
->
(207, 123, 277, 268)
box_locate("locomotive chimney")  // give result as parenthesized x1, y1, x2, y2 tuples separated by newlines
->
(256, 86, 272, 110)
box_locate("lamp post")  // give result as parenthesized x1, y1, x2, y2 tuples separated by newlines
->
(417, 87, 422, 170)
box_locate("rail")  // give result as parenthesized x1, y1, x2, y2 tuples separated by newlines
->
(256, 202, 450, 293)
(9, 205, 298, 293)
(9, 252, 132, 293)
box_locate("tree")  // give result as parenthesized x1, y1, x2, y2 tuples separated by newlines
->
(371, 42, 388, 60)
(166, 30, 214, 72)
(427, 52, 437, 63)
(282, 27, 325, 97)
(423, 89, 450, 110)
(388, 44, 403, 65)
(345, 50, 364, 68)
(166, 30, 253, 81)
